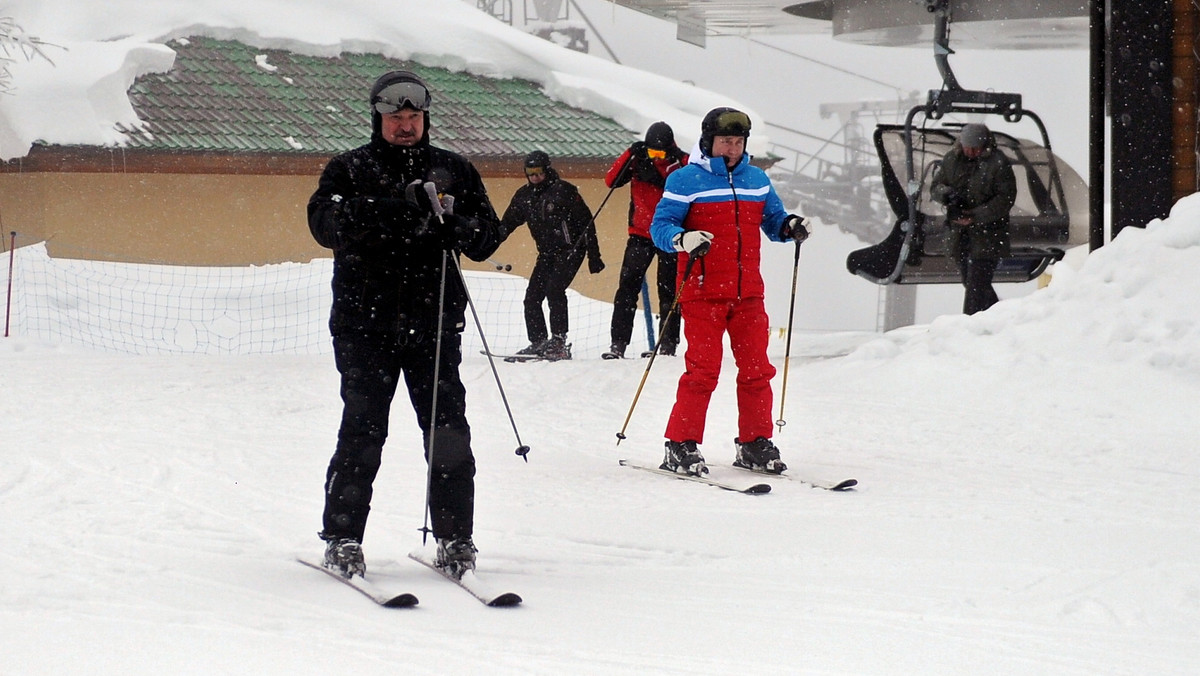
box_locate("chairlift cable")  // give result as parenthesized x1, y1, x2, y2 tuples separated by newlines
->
(741, 35, 908, 96)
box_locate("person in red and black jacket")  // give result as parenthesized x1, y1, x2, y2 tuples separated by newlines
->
(601, 122, 687, 359)
(649, 107, 810, 478)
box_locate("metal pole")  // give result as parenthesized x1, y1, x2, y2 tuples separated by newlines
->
(419, 249, 451, 545)
(615, 245, 706, 444)
(5, 232, 15, 338)
(775, 241, 802, 431)
(449, 251, 531, 461)
(1089, 0, 1107, 251)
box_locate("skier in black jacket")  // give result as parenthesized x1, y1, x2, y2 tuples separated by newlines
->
(499, 151, 604, 361)
(308, 70, 503, 581)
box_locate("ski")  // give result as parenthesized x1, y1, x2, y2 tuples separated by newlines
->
(479, 350, 543, 363)
(618, 459, 771, 494)
(503, 354, 543, 363)
(297, 557, 419, 608)
(407, 547, 522, 607)
(730, 465, 858, 491)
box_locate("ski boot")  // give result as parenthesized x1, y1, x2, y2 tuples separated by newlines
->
(733, 436, 788, 474)
(322, 536, 366, 579)
(541, 335, 572, 361)
(641, 341, 676, 358)
(513, 338, 549, 357)
(661, 440, 707, 476)
(435, 536, 478, 580)
(601, 342, 626, 360)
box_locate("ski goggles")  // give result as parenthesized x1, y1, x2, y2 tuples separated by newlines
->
(713, 110, 751, 136)
(373, 79, 431, 114)
(646, 148, 667, 159)
(524, 167, 545, 177)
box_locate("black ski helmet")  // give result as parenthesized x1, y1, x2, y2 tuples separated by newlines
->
(524, 150, 551, 170)
(368, 70, 431, 141)
(644, 121, 675, 151)
(699, 107, 751, 156)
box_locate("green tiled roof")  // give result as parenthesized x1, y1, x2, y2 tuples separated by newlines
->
(123, 37, 637, 160)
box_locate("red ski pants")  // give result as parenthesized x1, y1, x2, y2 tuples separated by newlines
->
(665, 296, 776, 445)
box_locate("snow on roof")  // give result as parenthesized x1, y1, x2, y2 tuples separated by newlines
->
(0, 0, 764, 162)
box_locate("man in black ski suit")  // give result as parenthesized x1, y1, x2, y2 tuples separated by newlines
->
(308, 70, 503, 580)
(499, 151, 604, 361)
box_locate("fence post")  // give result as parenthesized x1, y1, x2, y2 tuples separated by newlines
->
(639, 277, 656, 350)
(5, 231, 15, 338)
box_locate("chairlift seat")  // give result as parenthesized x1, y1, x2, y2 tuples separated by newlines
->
(847, 123, 1086, 285)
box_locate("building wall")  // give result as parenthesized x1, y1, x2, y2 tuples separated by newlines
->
(0, 169, 637, 306)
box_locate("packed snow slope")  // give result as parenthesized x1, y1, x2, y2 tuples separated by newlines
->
(3, 185, 1200, 673)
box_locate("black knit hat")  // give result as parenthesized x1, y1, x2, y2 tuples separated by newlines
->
(644, 121, 675, 150)
(700, 107, 751, 156)
(959, 123, 990, 149)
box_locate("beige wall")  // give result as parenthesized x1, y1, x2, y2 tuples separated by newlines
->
(0, 170, 639, 305)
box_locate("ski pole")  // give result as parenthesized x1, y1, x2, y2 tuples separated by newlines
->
(588, 181, 619, 231)
(775, 240, 803, 431)
(449, 249, 531, 462)
(423, 180, 530, 460)
(615, 243, 707, 445)
(419, 249, 452, 544)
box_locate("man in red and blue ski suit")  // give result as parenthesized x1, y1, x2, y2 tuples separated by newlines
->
(649, 107, 810, 477)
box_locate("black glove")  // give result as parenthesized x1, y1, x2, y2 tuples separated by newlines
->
(588, 256, 605, 274)
(629, 141, 647, 157)
(439, 214, 481, 251)
(780, 214, 810, 243)
(938, 188, 958, 207)
(635, 156, 664, 186)
(610, 152, 635, 188)
(945, 192, 969, 222)
(404, 179, 438, 215)
(667, 146, 687, 164)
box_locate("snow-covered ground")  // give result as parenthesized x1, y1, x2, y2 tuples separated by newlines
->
(3, 3, 1196, 671)
(4, 193, 1200, 674)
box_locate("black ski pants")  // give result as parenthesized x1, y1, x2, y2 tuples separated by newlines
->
(523, 246, 585, 343)
(954, 247, 1000, 315)
(608, 234, 679, 349)
(322, 330, 475, 544)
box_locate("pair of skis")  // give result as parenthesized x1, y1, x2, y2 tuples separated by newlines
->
(618, 459, 857, 493)
(299, 547, 521, 608)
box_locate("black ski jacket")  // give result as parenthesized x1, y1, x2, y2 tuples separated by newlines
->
(929, 140, 1017, 260)
(308, 136, 502, 338)
(500, 168, 602, 264)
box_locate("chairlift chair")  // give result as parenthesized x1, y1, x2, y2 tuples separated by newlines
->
(846, 2, 1088, 285)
